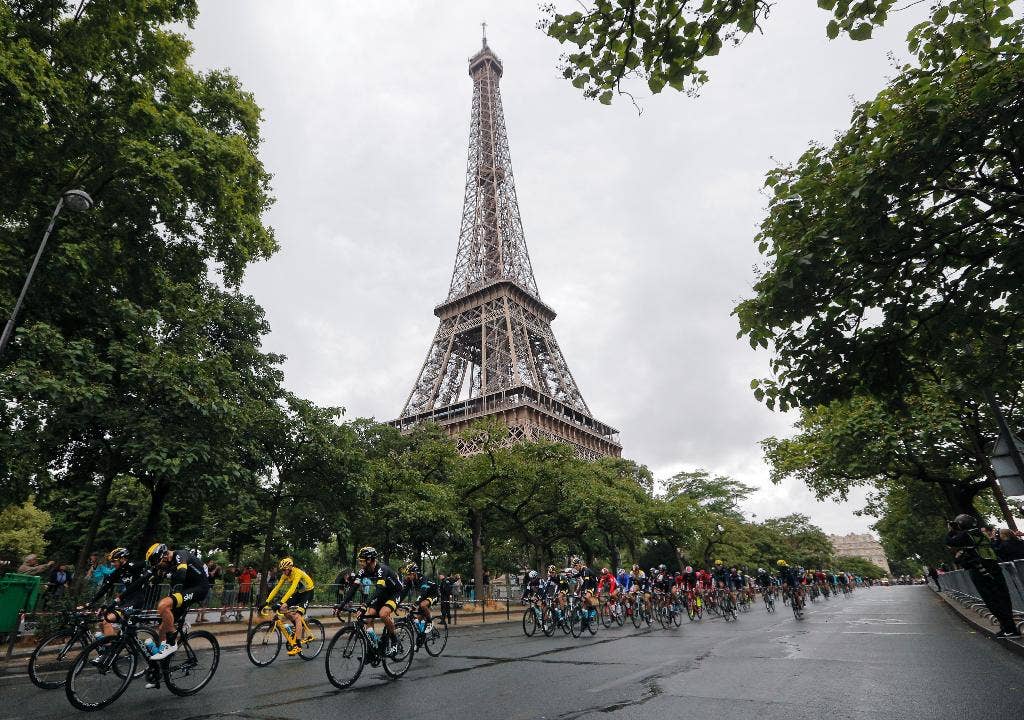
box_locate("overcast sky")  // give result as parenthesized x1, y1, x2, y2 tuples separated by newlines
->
(185, 2, 930, 536)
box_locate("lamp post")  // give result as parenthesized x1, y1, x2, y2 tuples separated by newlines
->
(0, 189, 94, 358)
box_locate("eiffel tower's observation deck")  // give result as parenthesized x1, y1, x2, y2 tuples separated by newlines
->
(393, 37, 621, 459)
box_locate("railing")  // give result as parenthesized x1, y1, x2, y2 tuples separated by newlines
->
(931, 559, 1024, 632)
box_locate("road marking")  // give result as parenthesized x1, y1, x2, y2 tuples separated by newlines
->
(841, 631, 924, 635)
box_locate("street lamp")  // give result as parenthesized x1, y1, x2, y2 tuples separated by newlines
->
(0, 189, 94, 358)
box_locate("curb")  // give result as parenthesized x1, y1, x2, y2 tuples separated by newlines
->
(931, 587, 1024, 660)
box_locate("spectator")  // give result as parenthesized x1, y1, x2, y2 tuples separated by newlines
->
(946, 513, 1021, 639)
(993, 528, 1024, 562)
(87, 552, 115, 593)
(46, 562, 72, 604)
(195, 559, 222, 622)
(222, 564, 239, 618)
(238, 565, 257, 607)
(452, 574, 463, 604)
(439, 574, 453, 623)
(466, 576, 476, 602)
(18, 553, 54, 576)
(334, 569, 354, 604)
(927, 565, 941, 590)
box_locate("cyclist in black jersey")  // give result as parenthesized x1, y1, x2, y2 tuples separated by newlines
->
(341, 547, 405, 656)
(572, 558, 599, 620)
(401, 563, 438, 632)
(145, 542, 210, 661)
(86, 547, 149, 639)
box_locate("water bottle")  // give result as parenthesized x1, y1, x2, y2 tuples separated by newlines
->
(366, 628, 378, 645)
(144, 638, 158, 656)
(284, 623, 293, 636)
(93, 631, 104, 641)
(416, 620, 426, 633)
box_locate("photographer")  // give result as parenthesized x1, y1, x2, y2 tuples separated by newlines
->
(945, 513, 1021, 639)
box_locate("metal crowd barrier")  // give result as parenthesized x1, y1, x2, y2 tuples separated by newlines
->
(931, 560, 1024, 632)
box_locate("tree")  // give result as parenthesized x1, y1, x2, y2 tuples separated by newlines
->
(868, 480, 951, 572)
(542, 0, 1021, 102)
(0, 498, 52, 556)
(834, 555, 887, 579)
(758, 514, 834, 569)
(1, 2, 279, 574)
(735, 45, 1024, 415)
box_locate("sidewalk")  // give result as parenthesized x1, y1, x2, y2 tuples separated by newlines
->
(931, 586, 1024, 659)
(0, 602, 517, 674)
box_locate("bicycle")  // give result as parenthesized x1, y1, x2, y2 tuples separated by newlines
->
(396, 603, 448, 656)
(761, 587, 776, 613)
(685, 589, 703, 621)
(599, 595, 625, 629)
(323, 604, 415, 689)
(245, 606, 325, 666)
(719, 590, 738, 622)
(791, 587, 806, 620)
(521, 595, 546, 637)
(29, 607, 156, 690)
(65, 609, 219, 711)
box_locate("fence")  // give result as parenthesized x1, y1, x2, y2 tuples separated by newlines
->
(931, 559, 1024, 632)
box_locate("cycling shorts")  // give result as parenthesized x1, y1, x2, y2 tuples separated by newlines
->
(170, 584, 209, 622)
(369, 590, 402, 613)
(285, 588, 314, 613)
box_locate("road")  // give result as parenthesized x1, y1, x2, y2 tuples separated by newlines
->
(4, 586, 1023, 719)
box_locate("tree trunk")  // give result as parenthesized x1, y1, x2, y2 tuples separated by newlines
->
(139, 477, 171, 555)
(471, 509, 484, 600)
(335, 531, 347, 568)
(259, 484, 283, 599)
(673, 547, 686, 573)
(75, 468, 115, 583)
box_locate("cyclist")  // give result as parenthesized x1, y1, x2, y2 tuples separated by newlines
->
(87, 547, 149, 639)
(262, 557, 315, 656)
(145, 543, 210, 660)
(522, 569, 543, 603)
(402, 563, 438, 633)
(777, 559, 802, 606)
(541, 565, 563, 617)
(573, 557, 599, 621)
(340, 547, 404, 656)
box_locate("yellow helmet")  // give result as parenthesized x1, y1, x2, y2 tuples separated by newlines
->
(107, 547, 129, 562)
(278, 557, 294, 571)
(777, 559, 787, 567)
(145, 543, 167, 565)
(714, 559, 723, 565)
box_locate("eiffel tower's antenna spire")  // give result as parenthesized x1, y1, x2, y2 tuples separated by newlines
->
(393, 40, 621, 460)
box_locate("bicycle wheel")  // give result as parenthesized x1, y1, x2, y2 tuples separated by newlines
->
(164, 630, 219, 696)
(522, 608, 538, 637)
(382, 624, 415, 679)
(599, 603, 612, 629)
(246, 620, 282, 666)
(631, 603, 642, 628)
(613, 604, 625, 627)
(325, 626, 367, 689)
(655, 604, 667, 628)
(132, 627, 159, 679)
(671, 605, 682, 628)
(299, 618, 326, 660)
(569, 608, 583, 638)
(560, 608, 572, 635)
(586, 608, 599, 635)
(424, 619, 448, 656)
(541, 607, 556, 637)
(65, 636, 135, 711)
(29, 629, 85, 689)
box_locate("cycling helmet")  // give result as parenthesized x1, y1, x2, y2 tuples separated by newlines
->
(658, 564, 666, 571)
(684, 566, 693, 573)
(402, 562, 420, 575)
(358, 546, 378, 561)
(601, 567, 610, 575)
(777, 559, 787, 567)
(145, 543, 167, 566)
(108, 547, 129, 562)
(278, 557, 294, 571)
(570, 555, 582, 566)
(528, 570, 539, 579)
(547, 565, 557, 573)
(757, 568, 765, 574)
(953, 513, 977, 529)
(714, 559, 723, 565)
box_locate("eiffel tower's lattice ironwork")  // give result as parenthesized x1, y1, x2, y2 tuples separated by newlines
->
(393, 38, 620, 459)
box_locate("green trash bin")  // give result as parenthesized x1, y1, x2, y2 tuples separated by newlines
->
(0, 573, 43, 632)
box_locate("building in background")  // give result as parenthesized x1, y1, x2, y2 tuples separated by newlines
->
(829, 533, 892, 575)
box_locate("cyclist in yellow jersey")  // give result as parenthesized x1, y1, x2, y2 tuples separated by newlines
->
(262, 558, 315, 655)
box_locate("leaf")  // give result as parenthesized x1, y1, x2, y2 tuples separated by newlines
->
(848, 23, 873, 41)
(826, 20, 841, 39)
(599, 90, 613, 105)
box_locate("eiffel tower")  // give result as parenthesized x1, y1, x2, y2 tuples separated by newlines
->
(392, 34, 621, 460)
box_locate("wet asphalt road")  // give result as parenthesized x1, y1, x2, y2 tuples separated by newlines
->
(4, 586, 1023, 719)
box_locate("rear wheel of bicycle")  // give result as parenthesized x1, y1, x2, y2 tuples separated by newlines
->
(425, 618, 448, 655)
(586, 608, 599, 635)
(560, 608, 572, 635)
(631, 603, 642, 628)
(613, 604, 625, 626)
(600, 603, 612, 629)
(164, 630, 219, 696)
(65, 636, 135, 711)
(522, 608, 538, 637)
(246, 621, 282, 666)
(299, 618, 326, 660)
(541, 608, 556, 637)
(671, 605, 682, 628)
(131, 627, 159, 679)
(569, 609, 583, 638)
(29, 629, 86, 689)
(382, 624, 415, 679)
(325, 626, 367, 689)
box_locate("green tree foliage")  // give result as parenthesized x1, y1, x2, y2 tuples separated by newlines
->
(543, 0, 1021, 101)
(869, 480, 951, 571)
(0, 497, 52, 555)
(834, 555, 887, 579)
(735, 43, 1024, 414)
